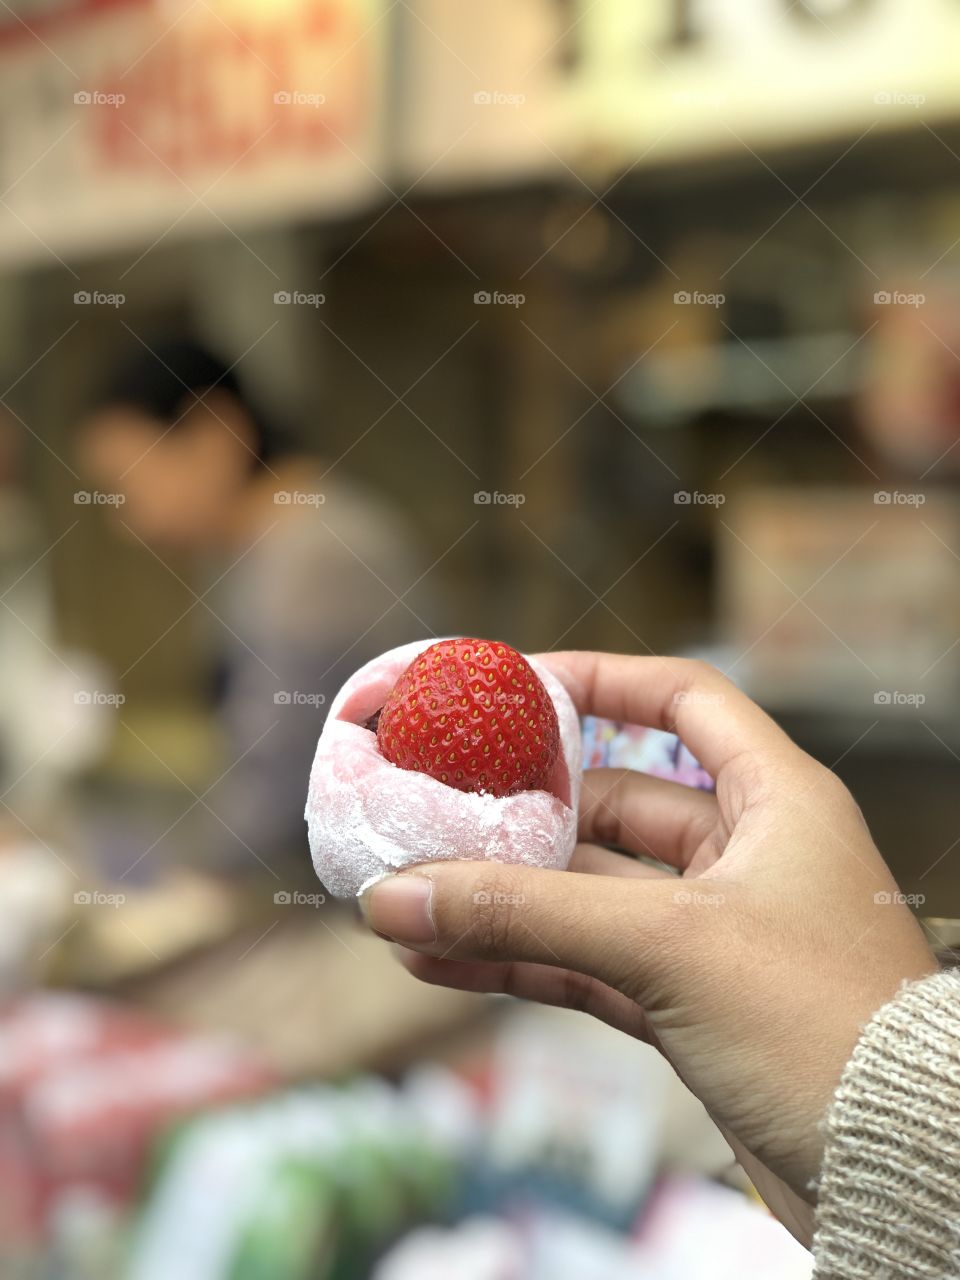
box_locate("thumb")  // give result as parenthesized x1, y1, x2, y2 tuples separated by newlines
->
(358, 860, 680, 996)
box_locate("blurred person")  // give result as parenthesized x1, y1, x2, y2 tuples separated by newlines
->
(361, 653, 957, 1277)
(79, 340, 434, 875)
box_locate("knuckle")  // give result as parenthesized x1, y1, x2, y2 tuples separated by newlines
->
(770, 754, 868, 835)
(668, 659, 729, 730)
(678, 802, 714, 856)
(799, 755, 851, 806)
(585, 804, 619, 848)
(682, 657, 725, 693)
(685, 656, 718, 683)
(582, 771, 631, 847)
(464, 866, 528, 954)
(718, 749, 769, 810)
(560, 968, 601, 1016)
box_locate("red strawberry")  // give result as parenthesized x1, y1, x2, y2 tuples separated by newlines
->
(375, 638, 560, 797)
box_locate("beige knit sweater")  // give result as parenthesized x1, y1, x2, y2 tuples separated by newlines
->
(812, 969, 960, 1278)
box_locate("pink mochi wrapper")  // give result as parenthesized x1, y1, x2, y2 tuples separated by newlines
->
(304, 639, 583, 899)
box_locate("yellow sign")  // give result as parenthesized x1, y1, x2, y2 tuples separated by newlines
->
(568, 0, 960, 160)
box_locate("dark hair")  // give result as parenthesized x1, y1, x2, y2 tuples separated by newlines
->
(94, 339, 291, 467)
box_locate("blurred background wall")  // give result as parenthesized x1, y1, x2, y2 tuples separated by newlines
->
(4, 0, 959, 904)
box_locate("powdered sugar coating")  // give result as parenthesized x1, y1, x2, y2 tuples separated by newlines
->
(305, 640, 583, 898)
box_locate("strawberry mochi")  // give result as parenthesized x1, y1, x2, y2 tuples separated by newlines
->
(304, 639, 582, 898)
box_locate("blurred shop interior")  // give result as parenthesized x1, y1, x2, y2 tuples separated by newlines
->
(0, 0, 959, 1275)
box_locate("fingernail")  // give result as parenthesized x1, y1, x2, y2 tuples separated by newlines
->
(358, 874, 436, 945)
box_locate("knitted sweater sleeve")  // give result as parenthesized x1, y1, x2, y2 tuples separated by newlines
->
(812, 968, 960, 1278)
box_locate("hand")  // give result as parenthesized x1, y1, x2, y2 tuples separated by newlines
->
(359, 653, 937, 1238)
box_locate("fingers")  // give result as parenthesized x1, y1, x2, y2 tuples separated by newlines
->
(569, 842, 673, 879)
(358, 858, 681, 997)
(579, 768, 718, 870)
(394, 947, 653, 1040)
(535, 651, 798, 782)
